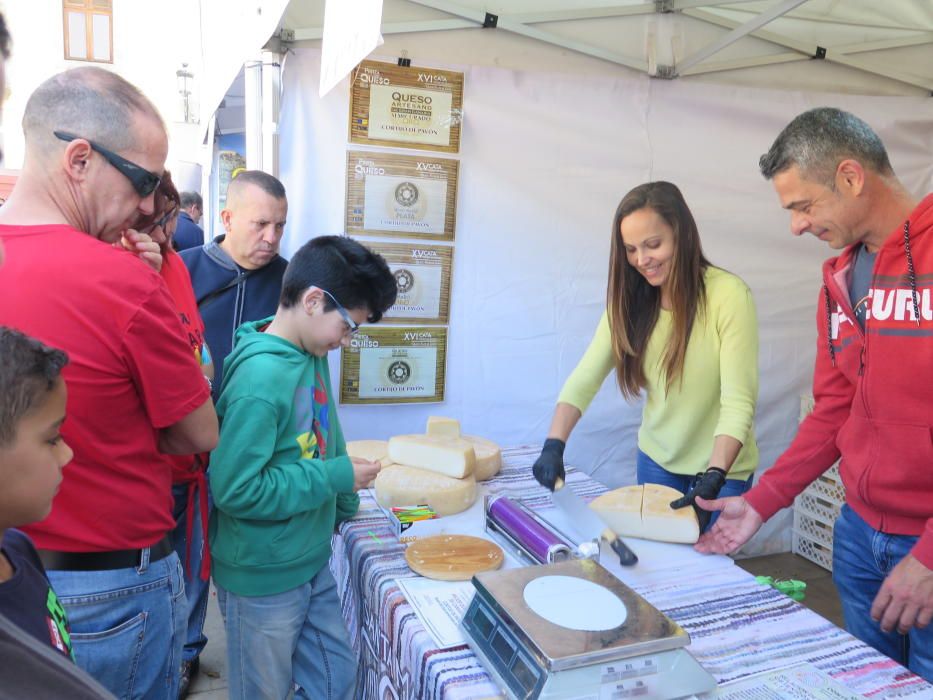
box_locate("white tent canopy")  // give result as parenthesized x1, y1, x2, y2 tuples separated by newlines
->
(279, 0, 933, 95)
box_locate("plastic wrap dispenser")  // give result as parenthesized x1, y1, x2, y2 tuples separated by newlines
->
(484, 494, 599, 565)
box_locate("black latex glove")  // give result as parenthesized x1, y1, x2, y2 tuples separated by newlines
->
(532, 438, 566, 491)
(670, 467, 728, 531)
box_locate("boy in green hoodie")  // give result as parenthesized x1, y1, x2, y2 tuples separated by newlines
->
(209, 235, 397, 700)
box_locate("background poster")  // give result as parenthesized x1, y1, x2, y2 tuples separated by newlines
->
(340, 326, 447, 404)
(365, 242, 453, 324)
(346, 150, 459, 240)
(349, 60, 464, 153)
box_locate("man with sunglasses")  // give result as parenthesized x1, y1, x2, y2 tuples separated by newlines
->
(0, 67, 218, 700)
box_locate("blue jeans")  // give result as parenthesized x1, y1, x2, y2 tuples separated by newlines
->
(216, 566, 357, 700)
(635, 449, 753, 531)
(832, 505, 932, 681)
(48, 550, 185, 700)
(172, 481, 211, 664)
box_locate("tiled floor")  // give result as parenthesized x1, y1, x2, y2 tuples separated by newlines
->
(186, 552, 844, 699)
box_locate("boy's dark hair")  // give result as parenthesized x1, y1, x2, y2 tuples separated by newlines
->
(280, 236, 398, 323)
(0, 328, 69, 447)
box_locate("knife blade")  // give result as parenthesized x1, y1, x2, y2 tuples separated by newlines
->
(552, 477, 638, 566)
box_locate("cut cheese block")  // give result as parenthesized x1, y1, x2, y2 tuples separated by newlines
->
(374, 464, 477, 516)
(387, 434, 475, 478)
(346, 440, 394, 466)
(589, 486, 643, 538)
(589, 483, 699, 544)
(461, 435, 502, 481)
(426, 416, 461, 439)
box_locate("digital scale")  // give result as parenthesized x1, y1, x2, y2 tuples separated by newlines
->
(461, 559, 716, 699)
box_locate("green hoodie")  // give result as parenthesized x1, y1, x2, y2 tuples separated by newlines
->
(208, 317, 358, 596)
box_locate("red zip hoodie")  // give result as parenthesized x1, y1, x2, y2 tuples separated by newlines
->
(746, 193, 933, 569)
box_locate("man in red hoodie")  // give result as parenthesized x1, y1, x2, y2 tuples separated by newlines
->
(696, 107, 933, 681)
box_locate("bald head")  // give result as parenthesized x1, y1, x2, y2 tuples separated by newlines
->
(225, 170, 286, 210)
(22, 67, 165, 156)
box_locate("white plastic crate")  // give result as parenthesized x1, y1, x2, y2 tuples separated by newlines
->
(791, 396, 843, 572)
(793, 509, 833, 549)
(793, 533, 834, 571)
(795, 491, 842, 525)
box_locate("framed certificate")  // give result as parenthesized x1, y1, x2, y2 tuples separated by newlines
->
(340, 326, 447, 404)
(366, 242, 453, 324)
(346, 151, 459, 240)
(349, 60, 464, 153)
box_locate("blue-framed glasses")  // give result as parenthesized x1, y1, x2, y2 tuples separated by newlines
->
(320, 289, 360, 337)
(54, 130, 162, 198)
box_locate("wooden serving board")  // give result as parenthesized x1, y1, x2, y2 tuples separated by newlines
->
(405, 535, 504, 581)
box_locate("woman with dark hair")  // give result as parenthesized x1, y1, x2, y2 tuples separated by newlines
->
(138, 173, 214, 696)
(533, 181, 759, 530)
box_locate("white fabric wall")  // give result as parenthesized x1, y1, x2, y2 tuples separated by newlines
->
(278, 49, 933, 553)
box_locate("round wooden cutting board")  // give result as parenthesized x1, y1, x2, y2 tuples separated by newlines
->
(405, 535, 505, 581)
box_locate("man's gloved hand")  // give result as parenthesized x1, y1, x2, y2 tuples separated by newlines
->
(670, 467, 728, 530)
(533, 438, 566, 491)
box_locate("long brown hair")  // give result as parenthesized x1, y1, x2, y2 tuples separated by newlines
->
(607, 182, 710, 399)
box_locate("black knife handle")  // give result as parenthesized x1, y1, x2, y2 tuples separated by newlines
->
(605, 531, 639, 566)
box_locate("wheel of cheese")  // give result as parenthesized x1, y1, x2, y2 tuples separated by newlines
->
(346, 440, 394, 466)
(589, 483, 699, 544)
(374, 464, 477, 517)
(387, 434, 475, 478)
(461, 435, 501, 481)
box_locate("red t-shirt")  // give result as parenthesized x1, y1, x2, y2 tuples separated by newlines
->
(160, 248, 209, 485)
(0, 224, 210, 551)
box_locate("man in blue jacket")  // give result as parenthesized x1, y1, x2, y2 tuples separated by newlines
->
(173, 192, 204, 251)
(177, 169, 288, 694)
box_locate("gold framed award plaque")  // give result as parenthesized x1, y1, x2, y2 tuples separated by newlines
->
(346, 151, 459, 240)
(366, 242, 452, 324)
(349, 60, 464, 153)
(340, 327, 447, 404)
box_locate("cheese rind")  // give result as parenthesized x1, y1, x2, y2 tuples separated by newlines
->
(387, 434, 475, 478)
(346, 440, 394, 466)
(426, 416, 462, 439)
(374, 465, 477, 516)
(588, 484, 699, 544)
(461, 435, 501, 481)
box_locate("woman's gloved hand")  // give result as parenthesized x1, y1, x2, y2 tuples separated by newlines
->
(670, 467, 728, 530)
(532, 438, 566, 491)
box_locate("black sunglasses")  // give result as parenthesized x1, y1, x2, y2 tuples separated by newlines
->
(54, 130, 162, 198)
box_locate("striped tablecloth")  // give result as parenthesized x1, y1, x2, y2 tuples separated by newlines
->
(331, 446, 933, 699)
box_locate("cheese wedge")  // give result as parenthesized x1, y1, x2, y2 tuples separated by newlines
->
(589, 483, 699, 544)
(387, 434, 475, 478)
(374, 464, 477, 516)
(426, 416, 461, 439)
(346, 440, 394, 466)
(461, 434, 501, 481)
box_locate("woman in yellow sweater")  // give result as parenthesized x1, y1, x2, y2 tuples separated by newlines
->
(533, 181, 759, 530)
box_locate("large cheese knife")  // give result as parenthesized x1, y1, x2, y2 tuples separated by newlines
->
(552, 477, 638, 566)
